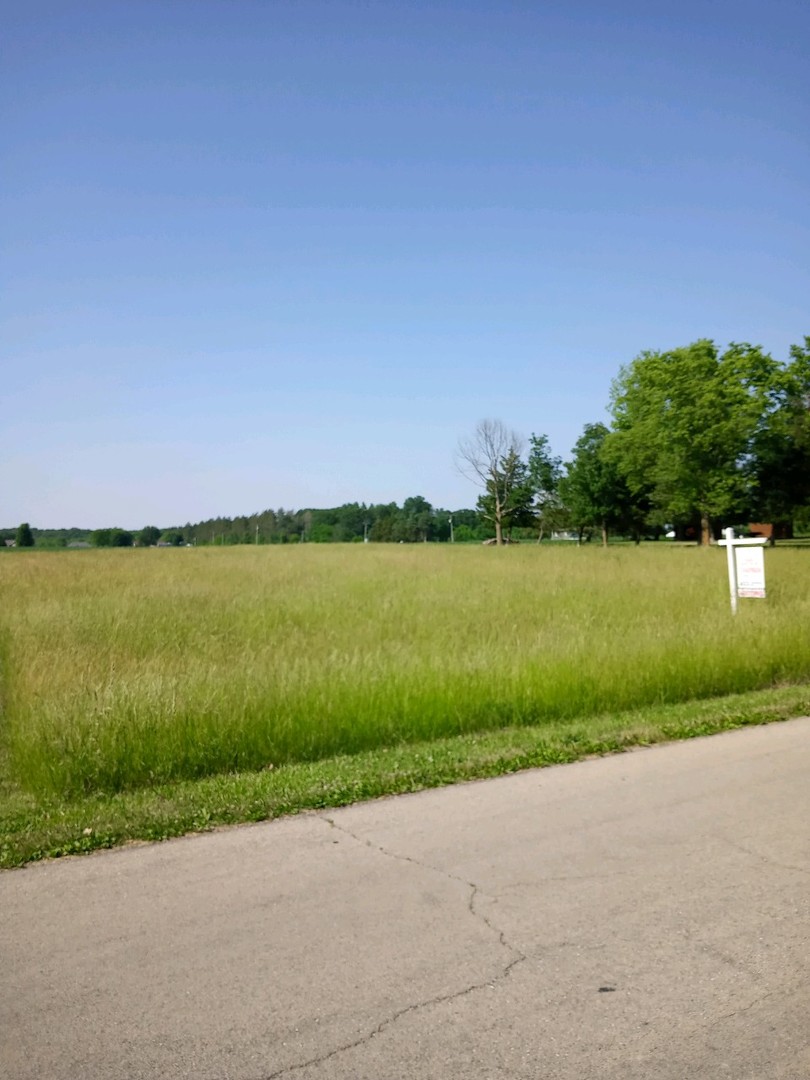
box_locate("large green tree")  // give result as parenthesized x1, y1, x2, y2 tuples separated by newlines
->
(750, 336, 810, 530)
(607, 340, 779, 545)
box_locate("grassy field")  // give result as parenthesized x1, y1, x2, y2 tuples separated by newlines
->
(1, 543, 809, 866)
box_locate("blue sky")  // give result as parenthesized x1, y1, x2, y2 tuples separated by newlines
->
(2, 0, 808, 528)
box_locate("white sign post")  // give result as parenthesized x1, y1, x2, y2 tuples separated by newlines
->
(717, 528, 768, 614)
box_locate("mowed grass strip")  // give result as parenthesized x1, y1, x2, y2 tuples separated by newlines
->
(1, 544, 809, 803)
(2, 684, 809, 868)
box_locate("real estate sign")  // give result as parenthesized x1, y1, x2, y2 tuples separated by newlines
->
(735, 545, 766, 599)
(718, 529, 768, 614)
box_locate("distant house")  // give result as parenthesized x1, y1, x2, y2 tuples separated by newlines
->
(748, 522, 793, 542)
(67, 541, 91, 549)
(4, 538, 16, 547)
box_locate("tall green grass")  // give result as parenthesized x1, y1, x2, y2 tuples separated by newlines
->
(1, 544, 808, 798)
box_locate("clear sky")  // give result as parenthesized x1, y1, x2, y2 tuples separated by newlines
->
(2, 0, 808, 528)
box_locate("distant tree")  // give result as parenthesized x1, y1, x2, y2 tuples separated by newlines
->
(15, 522, 35, 547)
(309, 522, 334, 543)
(139, 526, 161, 547)
(560, 423, 646, 546)
(457, 420, 533, 545)
(258, 508, 278, 542)
(233, 515, 251, 544)
(528, 434, 564, 541)
(42, 536, 67, 549)
(453, 523, 476, 542)
(402, 495, 434, 542)
(369, 503, 399, 542)
(336, 502, 370, 540)
(795, 504, 810, 536)
(275, 508, 297, 543)
(478, 447, 535, 540)
(90, 527, 133, 548)
(160, 530, 185, 547)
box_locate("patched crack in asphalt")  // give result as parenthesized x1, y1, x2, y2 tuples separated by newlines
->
(255, 818, 527, 1080)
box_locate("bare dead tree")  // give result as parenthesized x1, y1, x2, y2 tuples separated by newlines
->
(456, 419, 527, 545)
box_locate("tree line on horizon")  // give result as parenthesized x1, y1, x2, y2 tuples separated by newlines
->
(5, 337, 809, 550)
(3, 502, 489, 549)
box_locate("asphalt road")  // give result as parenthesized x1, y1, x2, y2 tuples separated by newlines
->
(2, 718, 809, 1080)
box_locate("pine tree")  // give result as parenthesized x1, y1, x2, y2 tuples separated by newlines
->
(15, 522, 34, 547)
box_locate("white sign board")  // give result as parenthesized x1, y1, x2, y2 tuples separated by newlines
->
(735, 545, 766, 598)
(718, 528, 768, 614)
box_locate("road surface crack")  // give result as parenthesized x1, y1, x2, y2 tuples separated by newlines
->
(322, 817, 525, 964)
(255, 817, 526, 1079)
(708, 987, 781, 1028)
(718, 836, 810, 877)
